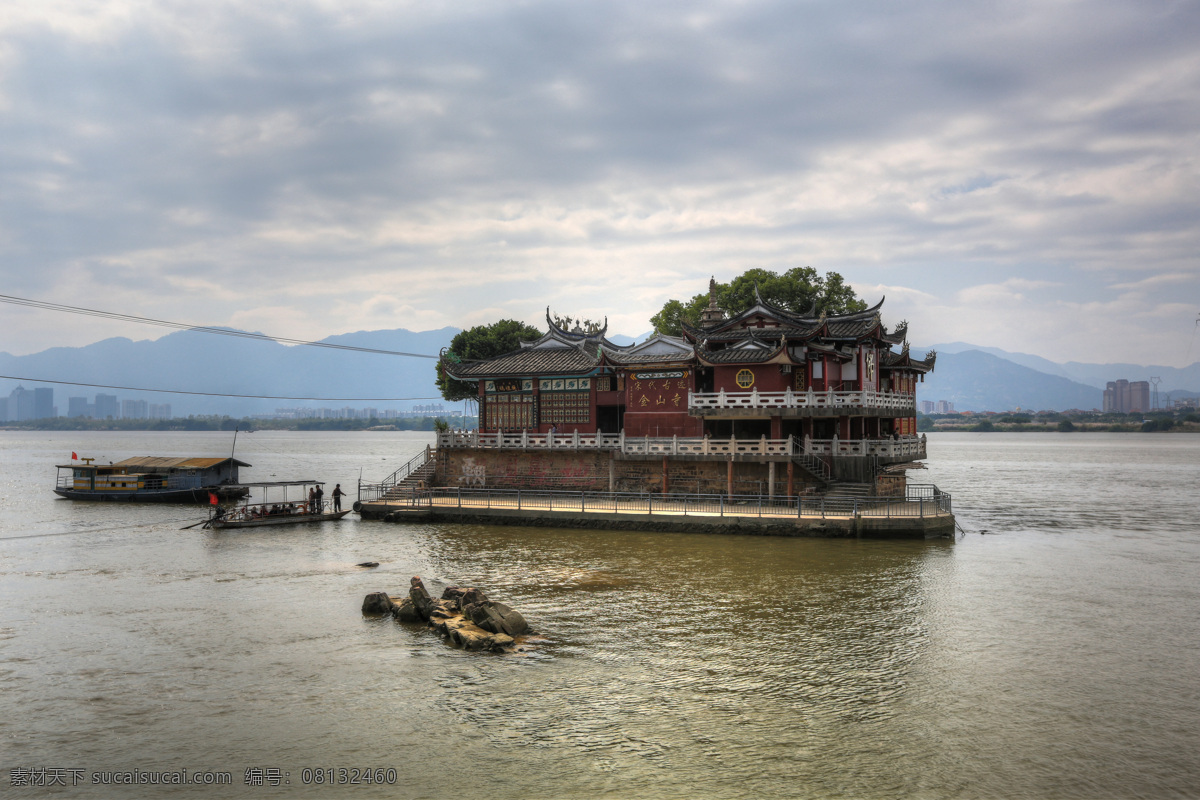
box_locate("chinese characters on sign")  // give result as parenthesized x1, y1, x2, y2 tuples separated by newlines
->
(628, 371, 690, 410)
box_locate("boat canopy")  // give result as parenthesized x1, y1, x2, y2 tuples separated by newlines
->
(221, 480, 324, 489)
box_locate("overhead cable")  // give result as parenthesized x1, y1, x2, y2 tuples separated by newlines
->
(0, 294, 439, 359)
(0, 374, 443, 402)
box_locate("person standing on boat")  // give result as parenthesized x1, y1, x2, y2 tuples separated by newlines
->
(332, 484, 346, 512)
(314, 484, 324, 512)
(308, 486, 316, 512)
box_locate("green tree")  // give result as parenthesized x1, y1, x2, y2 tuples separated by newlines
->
(651, 267, 867, 336)
(436, 319, 543, 402)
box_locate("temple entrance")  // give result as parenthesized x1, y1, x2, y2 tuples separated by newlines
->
(812, 419, 837, 439)
(597, 405, 623, 434)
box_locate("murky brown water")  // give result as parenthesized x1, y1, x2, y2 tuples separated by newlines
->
(2, 430, 1198, 798)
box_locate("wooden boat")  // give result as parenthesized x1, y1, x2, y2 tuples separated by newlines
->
(55, 456, 251, 503)
(204, 480, 351, 529)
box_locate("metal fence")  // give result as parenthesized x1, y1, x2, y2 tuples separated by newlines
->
(365, 483, 951, 520)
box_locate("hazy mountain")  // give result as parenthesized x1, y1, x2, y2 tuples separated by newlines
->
(917, 350, 1103, 413)
(0, 327, 458, 418)
(920, 342, 1200, 395)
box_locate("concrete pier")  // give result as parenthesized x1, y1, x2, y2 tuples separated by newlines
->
(357, 493, 954, 539)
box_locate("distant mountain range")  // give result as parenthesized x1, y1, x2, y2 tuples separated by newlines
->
(915, 343, 1200, 412)
(2, 328, 1197, 417)
(0, 327, 460, 418)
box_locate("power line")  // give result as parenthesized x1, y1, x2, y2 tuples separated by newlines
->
(0, 294, 439, 359)
(0, 374, 443, 402)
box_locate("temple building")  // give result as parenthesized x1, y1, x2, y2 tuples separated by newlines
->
(435, 282, 936, 498)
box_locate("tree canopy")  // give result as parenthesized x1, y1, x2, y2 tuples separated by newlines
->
(436, 319, 543, 402)
(650, 267, 867, 337)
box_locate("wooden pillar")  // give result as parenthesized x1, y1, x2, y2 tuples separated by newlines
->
(662, 456, 669, 494)
(609, 455, 615, 493)
(768, 461, 775, 499)
(770, 415, 782, 439)
(727, 458, 734, 499)
(787, 460, 794, 498)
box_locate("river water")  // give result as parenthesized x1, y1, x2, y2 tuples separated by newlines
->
(1, 430, 1197, 799)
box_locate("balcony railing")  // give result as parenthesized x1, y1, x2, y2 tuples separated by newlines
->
(688, 388, 915, 413)
(436, 430, 926, 460)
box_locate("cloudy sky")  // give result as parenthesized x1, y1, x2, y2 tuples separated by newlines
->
(2, 0, 1198, 366)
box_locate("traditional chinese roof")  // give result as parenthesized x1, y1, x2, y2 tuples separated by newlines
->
(880, 320, 908, 346)
(694, 333, 795, 366)
(682, 292, 887, 345)
(448, 349, 597, 378)
(600, 333, 693, 366)
(442, 309, 627, 379)
(881, 346, 937, 373)
(442, 289, 935, 382)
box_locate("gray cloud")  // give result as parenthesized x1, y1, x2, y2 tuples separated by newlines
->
(1, 0, 1198, 363)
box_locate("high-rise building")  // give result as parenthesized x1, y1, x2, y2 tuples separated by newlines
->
(148, 403, 172, 419)
(122, 399, 148, 419)
(33, 388, 54, 420)
(1104, 380, 1151, 413)
(68, 397, 94, 418)
(94, 394, 119, 420)
(8, 386, 35, 421)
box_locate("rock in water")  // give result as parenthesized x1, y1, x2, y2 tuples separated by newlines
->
(365, 580, 529, 653)
(392, 597, 420, 623)
(492, 602, 529, 636)
(356, 561, 380, 568)
(361, 592, 395, 615)
(409, 582, 434, 621)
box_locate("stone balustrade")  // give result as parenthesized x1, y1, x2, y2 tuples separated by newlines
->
(688, 388, 916, 412)
(436, 430, 926, 460)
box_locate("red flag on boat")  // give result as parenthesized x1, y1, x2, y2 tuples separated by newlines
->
(209, 492, 219, 505)
(71, 452, 78, 460)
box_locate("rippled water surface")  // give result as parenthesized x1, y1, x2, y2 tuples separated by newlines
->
(2, 430, 1198, 799)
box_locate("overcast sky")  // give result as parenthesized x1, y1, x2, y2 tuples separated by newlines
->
(2, 0, 1198, 366)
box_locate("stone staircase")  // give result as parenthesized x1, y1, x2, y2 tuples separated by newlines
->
(824, 481, 873, 498)
(793, 453, 832, 484)
(379, 449, 437, 503)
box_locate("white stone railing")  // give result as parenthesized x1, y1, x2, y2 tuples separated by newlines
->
(437, 431, 926, 460)
(688, 388, 915, 412)
(437, 429, 624, 451)
(803, 436, 926, 459)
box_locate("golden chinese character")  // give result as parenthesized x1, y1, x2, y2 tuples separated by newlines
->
(647, 380, 656, 389)
(656, 396, 666, 406)
(639, 396, 649, 406)
(672, 393, 681, 406)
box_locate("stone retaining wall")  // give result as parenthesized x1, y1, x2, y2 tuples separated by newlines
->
(437, 448, 832, 496)
(359, 504, 955, 540)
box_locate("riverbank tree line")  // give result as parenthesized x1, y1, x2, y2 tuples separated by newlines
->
(919, 409, 1200, 433)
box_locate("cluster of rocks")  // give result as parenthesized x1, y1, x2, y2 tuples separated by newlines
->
(362, 577, 530, 653)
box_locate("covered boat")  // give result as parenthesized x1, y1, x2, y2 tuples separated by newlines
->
(54, 456, 251, 503)
(204, 480, 351, 529)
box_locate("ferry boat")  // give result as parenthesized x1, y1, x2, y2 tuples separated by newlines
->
(204, 480, 351, 529)
(54, 456, 251, 503)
